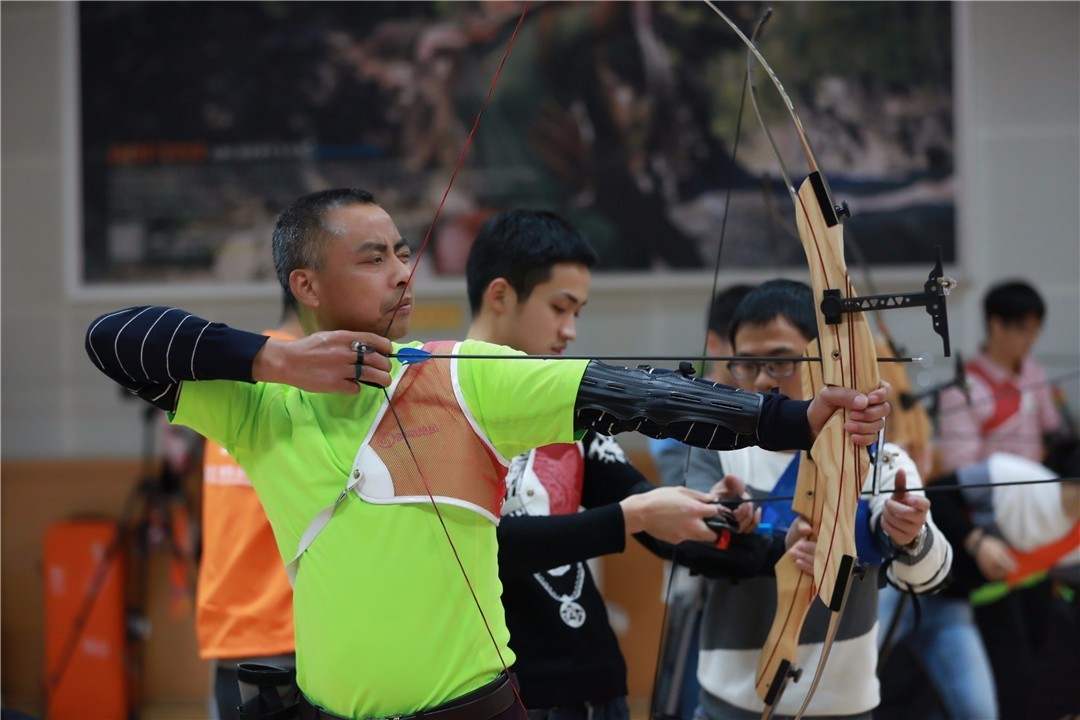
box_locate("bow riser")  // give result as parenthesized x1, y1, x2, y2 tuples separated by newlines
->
(796, 173, 880, 602)
(755, 173, 881, 710)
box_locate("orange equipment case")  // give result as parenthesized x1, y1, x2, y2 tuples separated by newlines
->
(44, 519, 129, 719)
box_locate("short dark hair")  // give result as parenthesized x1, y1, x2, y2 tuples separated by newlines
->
(728, 279, 817, 346)
(707, 285, 756, 339)
(984, 280, 1046, 326)
(272, 188, 377, 300)
(465, 209, 598, 315)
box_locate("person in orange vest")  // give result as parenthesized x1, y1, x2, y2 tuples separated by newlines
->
(197, 293, 303, 720)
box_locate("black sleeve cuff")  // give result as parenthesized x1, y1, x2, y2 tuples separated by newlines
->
(191, 323, 271, 383)
(755, 394, 813, 452)
(497, 504, 627, 577)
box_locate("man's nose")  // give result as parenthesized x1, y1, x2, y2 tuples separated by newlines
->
(392, 255, 412, 284)
(753, 367, 775, 394)
(560, 317, 577, 341)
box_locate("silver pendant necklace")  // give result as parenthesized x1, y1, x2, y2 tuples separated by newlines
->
(532, 563, 587, 628)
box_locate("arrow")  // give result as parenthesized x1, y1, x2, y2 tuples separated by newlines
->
(388, 346, 924, 366)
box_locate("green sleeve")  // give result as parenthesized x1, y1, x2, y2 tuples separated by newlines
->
(171, 379, 263, 457)
(455, 340, 589, 458)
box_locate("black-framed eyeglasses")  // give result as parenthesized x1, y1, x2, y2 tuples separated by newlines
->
(726, 359, 797, 383)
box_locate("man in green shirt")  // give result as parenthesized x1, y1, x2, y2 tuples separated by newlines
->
(86, 188, 891, 720)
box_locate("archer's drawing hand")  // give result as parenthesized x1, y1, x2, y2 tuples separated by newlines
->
(254, 331, 393, 393)
(807, 381, 892, 446)
(621, 486, 723, 544)
(785, 518, 815, 575)
(709, 474, 761, 534)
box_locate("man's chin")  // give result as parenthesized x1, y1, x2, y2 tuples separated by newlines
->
(386, 318, 411, 341)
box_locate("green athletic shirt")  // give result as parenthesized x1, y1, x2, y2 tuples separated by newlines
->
(172, 339, 589, 717)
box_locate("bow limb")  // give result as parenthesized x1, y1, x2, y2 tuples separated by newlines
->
(755, 553, 814, 709)
(755, 356, 820, 713)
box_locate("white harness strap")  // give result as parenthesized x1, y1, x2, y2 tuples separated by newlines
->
(283, 466, 365, 585)
(282, 370, 403, 585)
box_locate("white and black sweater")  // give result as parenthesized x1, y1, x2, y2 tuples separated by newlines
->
(681, 444, 952, 718)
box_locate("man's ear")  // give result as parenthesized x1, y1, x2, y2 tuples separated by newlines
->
(290, 269, 319, 310)
(483, 278, 515, 315)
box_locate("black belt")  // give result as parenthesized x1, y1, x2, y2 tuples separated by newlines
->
(298, 671, 518, 720)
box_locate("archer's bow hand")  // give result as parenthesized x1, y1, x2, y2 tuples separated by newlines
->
(806, 381, 892, 446)
(881, 469, 931, 547)
(254, 331, 393, 393)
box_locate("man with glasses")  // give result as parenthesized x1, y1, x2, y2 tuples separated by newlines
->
(676, 279, 951, 720)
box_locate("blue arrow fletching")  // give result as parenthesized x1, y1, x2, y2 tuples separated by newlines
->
(395, 347, 431, 365)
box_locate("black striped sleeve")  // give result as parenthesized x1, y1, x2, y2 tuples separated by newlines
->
(85, 306, 269, 411)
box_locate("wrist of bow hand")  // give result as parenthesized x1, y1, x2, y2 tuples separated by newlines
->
(892, 524, 928, 556)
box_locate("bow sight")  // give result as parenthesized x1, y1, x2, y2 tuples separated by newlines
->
(819, 247, 957, 358)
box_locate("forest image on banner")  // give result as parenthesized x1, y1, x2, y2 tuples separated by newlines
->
(77, 1, 953, 289)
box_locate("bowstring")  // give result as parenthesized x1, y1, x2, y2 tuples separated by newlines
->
(380, 392, 522, 699)
(383, 4, 531, 338)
